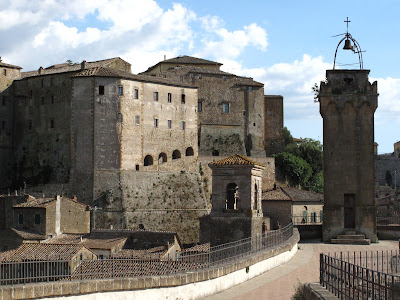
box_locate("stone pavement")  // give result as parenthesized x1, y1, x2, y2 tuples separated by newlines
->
(202, 239, 399, 300)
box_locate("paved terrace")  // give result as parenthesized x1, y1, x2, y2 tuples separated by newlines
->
(203, 239, 398, 300)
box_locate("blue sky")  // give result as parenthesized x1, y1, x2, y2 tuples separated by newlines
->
(1, 0, 399, 153)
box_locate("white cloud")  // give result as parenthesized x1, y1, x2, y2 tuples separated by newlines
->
(196, 22, 268, 60)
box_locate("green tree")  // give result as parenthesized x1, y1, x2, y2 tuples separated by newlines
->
(275, 152, 312, 188)
(307, 172, 323, 193)
(286, 139, 323, 174)
(282, 127, 295, 147)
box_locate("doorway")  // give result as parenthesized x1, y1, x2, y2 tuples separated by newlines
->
(344, 194, 355, 228)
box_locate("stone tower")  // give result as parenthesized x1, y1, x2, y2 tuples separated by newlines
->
(199, 155, 268, 246)
(319, 69, 378, 242)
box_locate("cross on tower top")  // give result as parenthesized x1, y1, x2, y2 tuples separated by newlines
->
(344, 17, 351, 34)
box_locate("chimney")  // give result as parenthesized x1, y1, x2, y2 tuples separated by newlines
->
(38, 66, 43, 74)
(55, 195, 61, 236)
(81, 60, 86, 70)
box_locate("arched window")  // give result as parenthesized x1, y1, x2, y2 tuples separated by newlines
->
(185, 147, 194, 156)
(158, 153, 167, 164)
(144, 155, 153, 166)
(212, 149, 219, 156)
(172, 150, 181, 160)
(226, 183, 238, 210)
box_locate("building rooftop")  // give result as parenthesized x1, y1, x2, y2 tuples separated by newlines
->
(0, 60, 22, 70)
(13, 197, 56, 208)
(262, 186, 323, 202)
(209, 154, 264, 167)
(21, 57, 129, 78)
(74, 66, 196, 88)
(181, 243, 210, 253)
(0, 243, 94, 262)
(0, 227, 46, 240)
(262, 186, 292, 201)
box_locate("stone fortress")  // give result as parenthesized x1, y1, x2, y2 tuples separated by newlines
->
(0, 56, 283, 244)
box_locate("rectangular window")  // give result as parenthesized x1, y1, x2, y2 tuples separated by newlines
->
(181, 94, 185, 104)
(222, 103, 230, 113)
(199, 74, 202, 79)
(18, 214, 23, 225)
(181, 121, 185, 130)
(28, 120, 32, 130)
(118, 85, 123, 96)
(1, 121, 5, 130)
(135, 115, 140, 125)
(51, 95, 54, 104)
(154, 118, 159, 128)
(41, 97, 44, 105)
(167, 119, 172, 129)
(167, 93, 172, 103)
(99, 85, 104, 95)
(34, 214, 40, 225)
(198, 101, 202, 112)
(1, 96, 6, 106)
(223, 76, 227, 81)
(154, 92, 158, 101)
(50, 118, 55, 129)
(134, 89, 139, 99)
(248, 86, 253, 92)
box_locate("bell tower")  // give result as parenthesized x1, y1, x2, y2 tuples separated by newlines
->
(319, 20, 378, 242)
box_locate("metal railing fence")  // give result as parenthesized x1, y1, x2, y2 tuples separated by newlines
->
(320, 251, 400, 300)
(292, 214, 323, 225)
(0, 223, 294, 285)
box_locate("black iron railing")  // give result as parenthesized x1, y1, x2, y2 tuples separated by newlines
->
(320, 251, 400, 299)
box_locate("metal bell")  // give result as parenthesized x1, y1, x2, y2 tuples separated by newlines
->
(343, 39, 352, 50)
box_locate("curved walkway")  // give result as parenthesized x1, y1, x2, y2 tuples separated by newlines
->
(202, 240, 398, 300)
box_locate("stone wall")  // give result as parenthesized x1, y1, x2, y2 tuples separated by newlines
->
(375, 154, 400, 188)
(264, 95, 284, 155)
(94, 171, 210, 244)
(262, 200, 292, 227)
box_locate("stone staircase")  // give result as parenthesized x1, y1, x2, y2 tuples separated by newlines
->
(331, 231, 371, 245)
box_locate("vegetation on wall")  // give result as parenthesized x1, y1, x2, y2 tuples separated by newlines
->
(275, 127, 323, 193)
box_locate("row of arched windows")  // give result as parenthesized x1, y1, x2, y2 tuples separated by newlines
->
(143, 147, 194, 166)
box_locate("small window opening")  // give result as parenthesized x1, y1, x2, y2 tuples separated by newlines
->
(135, 115, 140, 125)
(226, 183, 238, 210)
(159, 153, 167, 164)
(41, 97, 44, 105)
(134, 89, 139, 99)
(185, 147, 194, 156)
(18, 214, 23, 225)
(3, 69, 6, 76)
(51, 95, 54, 104)
(181, 94, 185, 104)
(167, 119, 172, 129)
(172, 150, 181, 160)
(135, 164, 139, 171)
(154, 118, 159, 128)
(212, 149, 220, 156)
(198, 101, 202, 112)
(154, 92, 159, 101)
(41, 79, 44, 88)
(144, 155, 153, 166)
(168, 93, 172, 103)
(222, 103, 230, 113)
(50, 118, 55, 129)
(117, 113, 123, 123)
(118, 85, 123, 96)
(50, 77, 53, 86)
(199, 74, 202, 79)
(180, 121, 185, 130)
(99, 85, 105, 95)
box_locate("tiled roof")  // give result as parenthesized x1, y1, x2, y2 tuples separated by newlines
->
(13, 197, 56, 208)
(112, 246, 166, 258)
(9, 228, 46, 240)
(43, 233, 84, 244)
(21, 57, 127, 78)
(262, 187, 292, 201)
(0, 61, 22, 69)
(73, 67, 196, 88)
(161, 56, 222, 66)
(234, 76, 264, 87)
(0, 243, 90, 262)
(181, 243, 210, 253)
(282, 187, 323, 202)
(209, 154, 264, 167)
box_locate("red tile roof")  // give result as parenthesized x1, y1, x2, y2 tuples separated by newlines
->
(209, 154, 264, 167)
